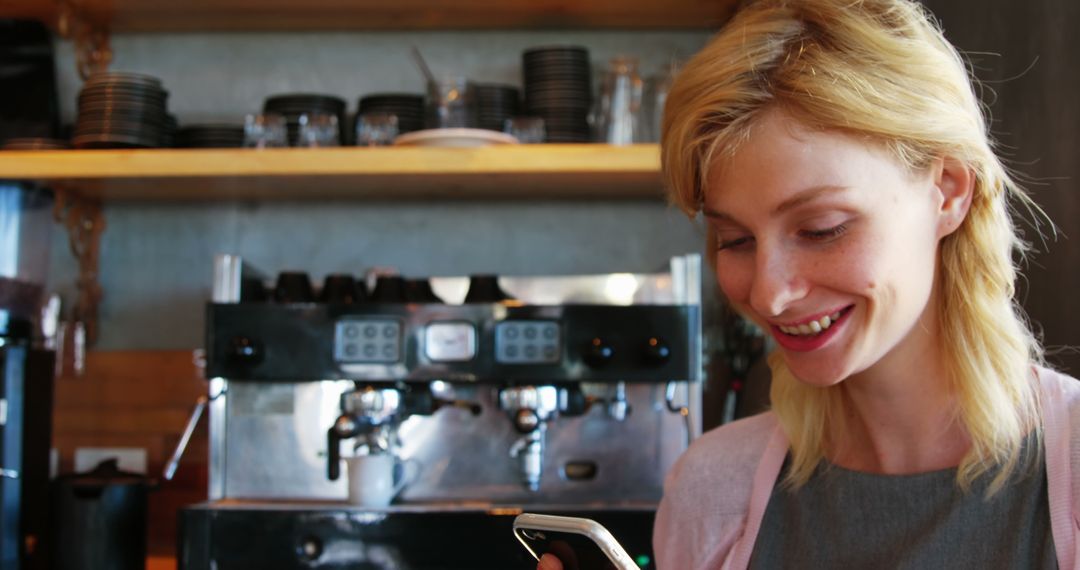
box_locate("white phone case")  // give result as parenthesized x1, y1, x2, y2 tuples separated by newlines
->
(513, 513, 638, 570)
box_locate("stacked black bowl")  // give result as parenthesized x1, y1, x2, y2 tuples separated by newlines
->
(355, 93, 425, 135)
(73, 72, 170, 149)
(177, 124, 245, 148)
(263, 94, 348, 146)
(475, 84, 521, 132)
(522, 46, 592, 143)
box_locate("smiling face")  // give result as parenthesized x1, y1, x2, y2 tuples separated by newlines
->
(705, 109, 960, 387)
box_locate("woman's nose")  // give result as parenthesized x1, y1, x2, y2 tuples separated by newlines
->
(748, 245, 805, 318)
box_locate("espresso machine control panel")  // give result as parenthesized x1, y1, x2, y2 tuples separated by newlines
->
(206, 304, 694, 384)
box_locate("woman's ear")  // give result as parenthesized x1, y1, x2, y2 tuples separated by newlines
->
(934, 156, 975, 238)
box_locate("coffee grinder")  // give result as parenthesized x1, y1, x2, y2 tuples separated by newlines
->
(0, 182, 56, 570)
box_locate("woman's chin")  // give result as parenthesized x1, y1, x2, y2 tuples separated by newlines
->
(784, 359, 850, 388)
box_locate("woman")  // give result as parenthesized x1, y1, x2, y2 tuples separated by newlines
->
(538, 0, 1080, 568)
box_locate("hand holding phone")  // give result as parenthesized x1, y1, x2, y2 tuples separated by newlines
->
(513, 513, 638, 570)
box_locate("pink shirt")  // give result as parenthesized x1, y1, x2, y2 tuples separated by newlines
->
(653, 366, 1080, 570)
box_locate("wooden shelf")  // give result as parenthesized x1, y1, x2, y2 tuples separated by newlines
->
(10, 0, 735, 32)
(0, 144, 665, 201)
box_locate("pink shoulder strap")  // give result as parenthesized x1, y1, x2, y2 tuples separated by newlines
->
(1041, 368, 1077, 569)
(724, 425, 789, 570)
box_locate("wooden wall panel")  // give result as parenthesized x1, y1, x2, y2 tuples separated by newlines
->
(921, 0, 1080, 374)
(52, 350, 208, 557)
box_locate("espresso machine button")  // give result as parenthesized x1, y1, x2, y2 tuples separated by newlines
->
(228, 336, 263, 367)
(642, 337, 672, 366)
(583, 337, 615, 368)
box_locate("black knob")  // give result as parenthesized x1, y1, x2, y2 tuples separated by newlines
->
(405, 278, 443, 303)
(274, 272, 314, 303)
(370, 276, 407, 303)
(319, 274, 358, 304)
(464, 275, 512, 303)
(228, 336, 263, 366)
(297, 535, 323, 562)
(583, 338, 614, 368)
(643, 337, 672, 366)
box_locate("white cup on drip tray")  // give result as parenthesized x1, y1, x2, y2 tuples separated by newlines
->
(345, 454, 422, 507)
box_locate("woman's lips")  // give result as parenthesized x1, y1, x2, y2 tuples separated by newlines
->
(770, 305, 853, 352)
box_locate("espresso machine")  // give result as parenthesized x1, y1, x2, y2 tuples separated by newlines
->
(0, 182, 56, 570)
(179, 253, 702, 569)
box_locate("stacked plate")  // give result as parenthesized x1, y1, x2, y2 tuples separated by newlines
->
(356, 93, 425, 135)
(522, 46, 593, 143)
(475, 84, 521, 132)
(73, 72, 170, 149)
(263, 94, 348, 146)
(177, 124, 245, 148)
(2, 138, 70, 150)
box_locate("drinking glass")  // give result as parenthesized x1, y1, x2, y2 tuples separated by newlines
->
(355, 112, 400, 146)
(297, 112, 340, 147)
(243, 113, 288, 148)
(595, 57, 644, 145)
(503, 117, 546, 144)
(425, 76, 479, 129)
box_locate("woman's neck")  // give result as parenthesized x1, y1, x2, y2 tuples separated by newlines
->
(827, 313, 971, 475)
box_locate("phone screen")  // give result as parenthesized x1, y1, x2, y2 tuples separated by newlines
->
(515, 528, 623, 570)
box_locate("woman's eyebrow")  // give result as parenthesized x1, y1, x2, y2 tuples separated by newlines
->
(702, 185, 850, 220)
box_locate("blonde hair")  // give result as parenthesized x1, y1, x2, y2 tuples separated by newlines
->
(662, 0, 1046, 492)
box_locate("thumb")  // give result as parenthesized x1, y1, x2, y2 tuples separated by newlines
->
(538, 553, 564, 570)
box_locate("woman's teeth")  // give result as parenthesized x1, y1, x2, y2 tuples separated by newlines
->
(779, 310, 843, 336)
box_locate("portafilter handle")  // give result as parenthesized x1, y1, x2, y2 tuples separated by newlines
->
(326, 414, 363, 481)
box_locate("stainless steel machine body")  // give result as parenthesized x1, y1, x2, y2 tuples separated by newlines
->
(181, 254, 702, 569)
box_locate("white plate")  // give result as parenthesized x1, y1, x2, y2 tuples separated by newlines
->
(393, 128, 519, 147)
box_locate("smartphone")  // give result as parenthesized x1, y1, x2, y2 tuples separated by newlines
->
(513, 513, 638, 570)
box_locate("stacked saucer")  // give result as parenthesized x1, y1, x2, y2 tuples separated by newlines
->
(475, 84, 521, 132)
(263, 94, 348, 146)
(73, 72, 170, 148)
(2, 138, 70, 150)
(522, 46, 593, 143)
(356, 93, 425, 135)
(177, 124, 245, 148)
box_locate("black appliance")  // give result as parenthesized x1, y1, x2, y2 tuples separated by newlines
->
(50, 459, 153, 570)
(0, 182, 56, 570)
(0, 20, 61, 145)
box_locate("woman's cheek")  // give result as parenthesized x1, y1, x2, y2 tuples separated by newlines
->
(714, 257, 753, 306)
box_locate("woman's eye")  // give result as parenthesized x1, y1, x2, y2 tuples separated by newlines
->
(717, 236, 753, 250)
(800, 224, 848, 241)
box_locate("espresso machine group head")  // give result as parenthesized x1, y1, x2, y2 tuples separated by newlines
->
(327, 383, 481, 481)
